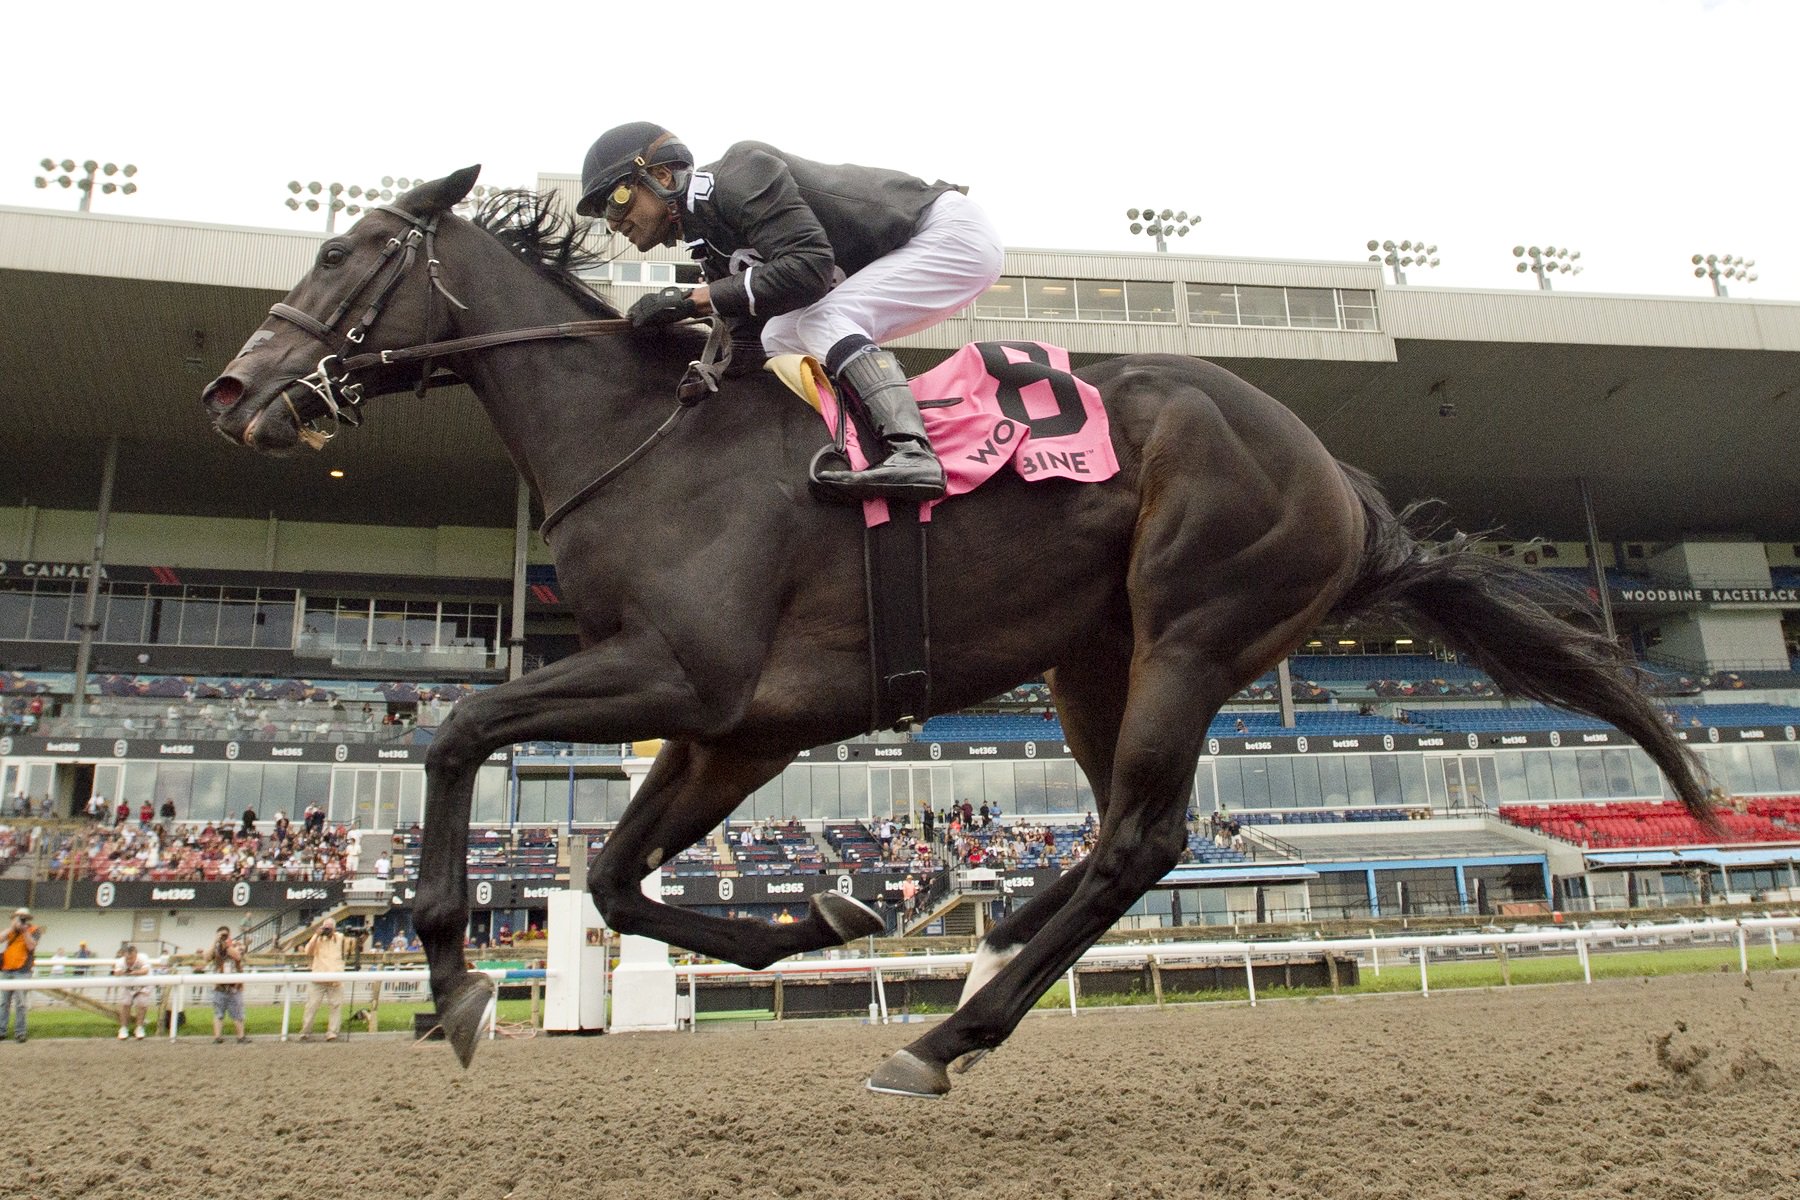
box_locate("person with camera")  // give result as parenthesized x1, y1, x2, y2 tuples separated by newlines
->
(112, 943, 152, 1040)
(297, 918, 347, 1042)
(2, 907, 41, 1042)
(208, 926, 249, 1044)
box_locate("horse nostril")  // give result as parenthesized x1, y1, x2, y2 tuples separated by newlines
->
(204, 376, 244, 410)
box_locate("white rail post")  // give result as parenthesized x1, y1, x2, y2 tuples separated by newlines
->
(1417, 946, 1429, 997)
(873, 967, 890, 1024)
(1737, 924, 1749, 976)
(1066, 968, 1078, 1016)
(1770, 926, 1780, 960)
(1576, 932, 1592, 984)
(281, 986, 293, 1040)
(1243, 950, 1257, 1007)
(1369, 929, 1380, 976)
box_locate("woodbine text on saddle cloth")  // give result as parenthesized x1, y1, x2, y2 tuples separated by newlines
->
(792, 340, 1120, 526)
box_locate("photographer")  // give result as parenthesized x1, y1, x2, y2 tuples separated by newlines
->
(2, 907, 41, 1043)
(208, 926, 248, 1044)
(297, 918, 347, 1042)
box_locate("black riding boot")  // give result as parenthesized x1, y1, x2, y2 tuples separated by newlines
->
(816, 340, 946, 502)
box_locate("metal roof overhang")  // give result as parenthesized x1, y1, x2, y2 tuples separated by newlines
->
(1159, 864, 1321, 886)
(1585, 846, 1800, 869)
(4, 206, 1799, 538)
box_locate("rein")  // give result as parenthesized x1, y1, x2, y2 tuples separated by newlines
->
(265, 203, 720, 535)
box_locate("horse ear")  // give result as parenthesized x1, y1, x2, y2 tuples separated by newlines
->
(403, 166, 482, 215)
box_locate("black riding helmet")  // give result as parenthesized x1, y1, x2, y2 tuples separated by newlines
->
(575, 121, 694, 218)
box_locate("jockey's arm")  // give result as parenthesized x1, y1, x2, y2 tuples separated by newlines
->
(700, 146, 836, 326)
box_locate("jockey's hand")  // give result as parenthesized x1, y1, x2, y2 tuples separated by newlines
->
(627, 287, 699, 329)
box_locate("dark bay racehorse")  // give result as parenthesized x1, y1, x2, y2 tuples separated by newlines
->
(203, 168, 1712, 1097)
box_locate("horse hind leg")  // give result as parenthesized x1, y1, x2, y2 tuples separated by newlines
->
(589, 741, 884, 970)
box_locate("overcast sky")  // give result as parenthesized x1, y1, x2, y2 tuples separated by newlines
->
(2, 0, 1792, 299)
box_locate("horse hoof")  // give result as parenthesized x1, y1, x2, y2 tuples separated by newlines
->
(813, 892, 884, 943)
(951, 1048, 990, 1075)
(435, 974, 496, 1069)
(865, 1049, 951, 1098)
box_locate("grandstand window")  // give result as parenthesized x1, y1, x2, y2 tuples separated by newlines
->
(1012, 761, 1047, 814)
(1025, 278, 1076, 320)
(1523, 751, 1554, 800)
(1397, 757, 1430, 806)
(473, 764, 505, 825)
(227, 763, 261, 813)
(1493, 751, 1528, 803)
(1285, 287, 1338, 329)
(260, 763, 297, 812)
(216, 588, 258, 645)
(378, 771, 401, 827)
(1192, 762, 1216, 813)
(1075, 279, 1126, 320)
(1288, 756, 1321, 808)
(192, 764, 228, 822)
(1318, 755, 1351, 806)
(973, 276, 1026, 319)
(399, 771, 425, 825)
(1575, 751, 1608, 797)
(1547, 750, 1580, 798)
(1236, 286, 1289, 327)
(1186, 283, 1239, 325)
(517, 777, 551, 824)
(571, 776, 606, 824)
(1263, 757, 1296, 807)
(180, 591, 223, 645)
(1602, 749, 1637, 797)
(102, 584, 148, 642)
(1345, 754, 1377, 807)
(1214, 759, 1244, 810)
(1368, 753, 1402, 805)
(254, 593, 295, 648)
(335, 598, 371, 650)
(1774, 744, 1800, 790)
(1339, 288, 1378, 330)
(1043, 761, 1079, 812)
(158, 763, 196, 816)
(26, 581, 74, 641)
(0, 579, 29, 639)
(1127, 280, 1177, 322)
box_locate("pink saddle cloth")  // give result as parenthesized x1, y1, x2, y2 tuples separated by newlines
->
(818, 341, 1119, 526)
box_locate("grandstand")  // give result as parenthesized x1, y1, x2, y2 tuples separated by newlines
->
(1, 184, 1797, 947)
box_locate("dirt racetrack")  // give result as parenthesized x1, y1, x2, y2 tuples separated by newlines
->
(11, 970, 1799, 1200)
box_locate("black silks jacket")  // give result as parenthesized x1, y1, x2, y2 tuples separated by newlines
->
(676, 142, 959, 327)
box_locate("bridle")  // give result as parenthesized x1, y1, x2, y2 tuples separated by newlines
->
(261, 202, 722, 536)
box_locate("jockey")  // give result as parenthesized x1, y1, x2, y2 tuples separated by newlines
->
(575, 122, 1005, 502)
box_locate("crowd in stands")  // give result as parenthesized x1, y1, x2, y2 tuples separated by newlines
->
(44, 803, 354, 882)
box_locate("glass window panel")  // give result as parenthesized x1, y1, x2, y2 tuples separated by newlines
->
(335, 600, 370, 650)
(1286, 287, 1339, 329)
(1318, 755, 1350, 806)
(981, 763, 1015, 817)
(191, 763, 228, 823)
(972, 275, 1023, 318)
(1290, 757, 1323, 807)
(178, 589, 222, 646)
(1193, 761, 1217, 814)
(378, 771, 401, 828)
(0, 581, 31, 640)
(121, 763, 155, 808)
(1237, 286, 1288, 327)
(1075, 279, 1128, 321)
(1238, 759, 1272, 808)
(1717, 745, 1754, 795)
(1772, 745, 1800, 791)
(1043, 761, 1078, 814)
(1368, 754, 1401, 805)
(784, 766, 813, 818)
(94, 764, 121, 802)
(398, 772, 424, 827)
(255, 596, 295, 649)
(1397, 757, 1430, 806)
(1477, 757, 1500, 807)
(1264, 757, 1296, 808)
(1575, 750, 1608, 798)
(1186, 283, 1239, 325)
(102, 585, 148, 644)
(227, 764, 262, 814)
(216, 601, 256, 647)
(1025, 278, 1077, 320)
(27, 585, 74, 641)
(1346, 755, 1377, 807)
(603, 778, 632, 823)
(1603, 749, 1637, 797)
(1747, 745, 1779, 793)
(467, 609, 499, 650)
(1215, 759, 1243, 811)
(296, 766, 332, 813)
(1495, 751, 1528, 804)
(1525, 751, 1555, 800)
(1074, 763, 1096, 812)
(839, 766, 869, 822)
(472, 764, 507, 824)
(572, 776, 607, 824)
(1013, 762, 1047, 814)
(1549, 750, 1582, 798)
(1125, 280, 1177, 323)
(261, 764, 298, 815)
(1339, 288, 1378, 331)
(371, 603, 407, 648)
(517, 778, 549, 825)
(156, 764, 194, 817)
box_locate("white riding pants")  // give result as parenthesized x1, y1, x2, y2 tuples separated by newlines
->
(759, 190, 1005, 361)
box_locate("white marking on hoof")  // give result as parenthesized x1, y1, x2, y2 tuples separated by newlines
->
(959, 942, 1022, 1008)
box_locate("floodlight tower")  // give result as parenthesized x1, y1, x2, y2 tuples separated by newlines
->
(287, 177, 507, 232)
(1512, 244, 1582, 290)
(1366, 238, 1440, 285)
(34, 158, 138, 212)
(1691, 253, 1756, 298)
(1127, 207, 1198, 252)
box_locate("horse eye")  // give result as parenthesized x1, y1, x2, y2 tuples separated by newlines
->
(319, 244, 348, 268)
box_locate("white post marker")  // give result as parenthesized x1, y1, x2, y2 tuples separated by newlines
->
(544, 887, 608, 1033)
(1576, 932, 1592, 984)
(1244, 949, 1257, 1007)
(607, 867, 679, 1032)
(1417, 946, 1430, 997)
(1737, 924, 1749, 976)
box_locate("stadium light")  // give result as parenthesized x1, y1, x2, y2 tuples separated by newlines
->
(286, 176, 510, 233)
(1691, 252, 1757, 298)
(1126, 206, 1199, 253)
(1366, 238, 1441, 285)
(1512, 244, 1582, 291)
(33, 157, 138, 213)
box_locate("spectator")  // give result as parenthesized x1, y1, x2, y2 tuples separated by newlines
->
(72, 941, 96, 976)
(207, 926, 249, 1044)
(85, 794, 106, 822)
(2, 907, 41, 1043)
(240, 807, 258, 838)
(137, 801, 153, 826)
(298, 919, 348, 1042)
(160, 798, 177, 822)
(374, 851, 391, 880)
(114, 799, 130, 827)
(113, 943, 153, 1040)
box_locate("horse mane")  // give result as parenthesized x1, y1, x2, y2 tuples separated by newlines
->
(469, 190, 621, 319)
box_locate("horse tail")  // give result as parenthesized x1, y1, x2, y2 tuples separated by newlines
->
(1328, 463, 1716, 824)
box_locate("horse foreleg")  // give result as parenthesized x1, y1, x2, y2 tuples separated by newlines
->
(411, 637, 708, 1067)
(588, 741, 883, 971)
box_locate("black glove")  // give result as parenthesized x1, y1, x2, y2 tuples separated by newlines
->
(627, 286, 699, 329)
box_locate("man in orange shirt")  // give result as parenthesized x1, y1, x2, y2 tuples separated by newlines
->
(1, 907, 41, 1042)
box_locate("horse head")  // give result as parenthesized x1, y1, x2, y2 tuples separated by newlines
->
(201, 166, 482, 454)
